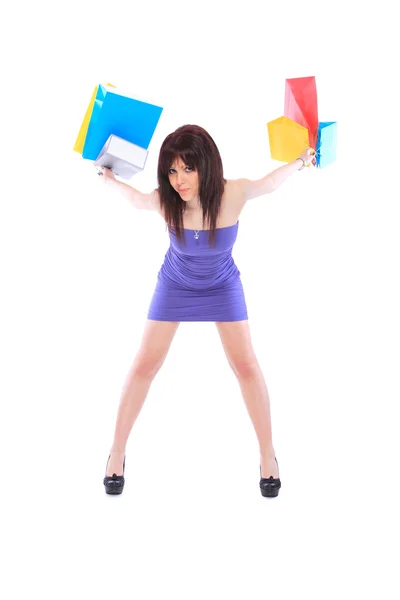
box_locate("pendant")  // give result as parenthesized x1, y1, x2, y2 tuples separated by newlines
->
(194, 233, 199, 239)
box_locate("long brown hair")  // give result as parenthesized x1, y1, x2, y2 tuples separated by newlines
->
(157, 124, 226, 246)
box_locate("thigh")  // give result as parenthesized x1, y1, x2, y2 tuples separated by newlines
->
(215, 320, 257, 365)
(133, 320, 180, 372)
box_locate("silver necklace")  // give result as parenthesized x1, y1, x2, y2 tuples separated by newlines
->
(185, 207, 203, 239)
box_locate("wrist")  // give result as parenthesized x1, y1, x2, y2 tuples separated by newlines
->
(106, 175, 118, 187)
(295, 157, 305, 171)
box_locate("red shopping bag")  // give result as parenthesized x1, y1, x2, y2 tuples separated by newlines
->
(284, 76, 319, 149)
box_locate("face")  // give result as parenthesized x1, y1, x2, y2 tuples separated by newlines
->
(168, 157, 199, 203)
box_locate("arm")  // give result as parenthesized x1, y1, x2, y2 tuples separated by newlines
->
(98, 167, 160, 211)
(238, 148, 315, 201)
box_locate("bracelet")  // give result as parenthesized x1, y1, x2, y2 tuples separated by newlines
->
(296, 157, 305, 171)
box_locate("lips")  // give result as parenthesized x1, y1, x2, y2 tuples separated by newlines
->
(179, 188, 189, 193)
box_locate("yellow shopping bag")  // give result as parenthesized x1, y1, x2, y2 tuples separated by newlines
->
(267, 116, 310, 163)
(73, 83, 116, 154)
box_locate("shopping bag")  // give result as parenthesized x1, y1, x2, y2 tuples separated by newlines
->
(95, 135, 149, 180)
(80, 84, 163, 160)
(73, 83, 116, 154)
(316, 122, 337, 168)
(267, 116, 310, 163)
(284, 76, 319, 149)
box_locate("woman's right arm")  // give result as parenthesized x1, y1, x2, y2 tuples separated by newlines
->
(98, 167, 161, 211)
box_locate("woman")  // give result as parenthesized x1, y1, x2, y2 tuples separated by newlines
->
(99, 124, 315, 497)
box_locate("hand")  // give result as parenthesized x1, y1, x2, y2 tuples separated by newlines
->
(298, 147, 316, 167)
(96, 165, 116, 183)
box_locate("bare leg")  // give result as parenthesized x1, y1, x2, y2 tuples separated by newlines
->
(106, 320, 179, 476)
(216, 321, 279, 479)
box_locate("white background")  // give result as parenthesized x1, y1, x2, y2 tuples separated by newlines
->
(1, 1, 399, 598)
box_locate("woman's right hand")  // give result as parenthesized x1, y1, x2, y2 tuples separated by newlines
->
(96, 166, 116, 183)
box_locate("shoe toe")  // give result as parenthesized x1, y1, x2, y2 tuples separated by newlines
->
(260, 476, 281, 497)
(104, 473, 125, 494)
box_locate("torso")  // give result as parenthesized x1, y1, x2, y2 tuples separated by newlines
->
(155, 179, 245, 230)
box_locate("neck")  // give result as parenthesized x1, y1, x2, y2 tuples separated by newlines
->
(184, 195, 201, 212)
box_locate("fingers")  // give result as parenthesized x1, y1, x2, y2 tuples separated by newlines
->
(94, 165, 113, 177)
(304, 147, 316, 167)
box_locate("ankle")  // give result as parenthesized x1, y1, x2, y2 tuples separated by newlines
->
(260, 448, 276, 458)
(110, 447, 126, 455)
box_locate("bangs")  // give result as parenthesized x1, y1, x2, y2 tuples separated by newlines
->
(162, 148, 199, 175)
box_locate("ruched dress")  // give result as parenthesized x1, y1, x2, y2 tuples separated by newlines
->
(147, 221, 248, 322)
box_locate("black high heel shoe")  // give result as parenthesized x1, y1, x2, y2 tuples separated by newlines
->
(260, 456, 281, 497)
(103, 454, 126, 495)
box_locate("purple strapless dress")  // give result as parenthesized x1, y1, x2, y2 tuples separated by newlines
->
(147, 221, 248, 322)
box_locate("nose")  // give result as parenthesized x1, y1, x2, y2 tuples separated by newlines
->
(177, 172, 186, 186)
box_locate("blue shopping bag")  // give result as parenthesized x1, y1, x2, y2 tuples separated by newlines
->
(82, 85, 163, 160)
(316, 121, 337, 168)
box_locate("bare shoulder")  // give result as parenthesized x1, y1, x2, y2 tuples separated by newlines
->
(221, 179, 247, 211)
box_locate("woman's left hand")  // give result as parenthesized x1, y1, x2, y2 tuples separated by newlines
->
(298, 147, 316, 167)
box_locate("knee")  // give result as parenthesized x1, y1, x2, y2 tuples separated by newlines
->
(228, 357, 260, 380)
(131, 354, 165, 380)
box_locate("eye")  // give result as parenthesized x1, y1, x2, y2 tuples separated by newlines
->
(185, 167, 193, 172)
(168, 169, 176, 174)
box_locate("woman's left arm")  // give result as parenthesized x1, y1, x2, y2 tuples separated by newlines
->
(237, 147, 316, 201)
